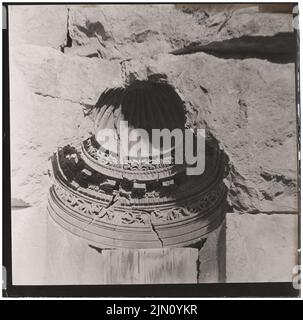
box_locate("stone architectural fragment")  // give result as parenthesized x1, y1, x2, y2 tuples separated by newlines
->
(47, 81, 227, 248)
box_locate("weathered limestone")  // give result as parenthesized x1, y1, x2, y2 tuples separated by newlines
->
(10, 91, 92, 207)
(9, 5, 68, 49)
(225, 212, 299, 282)
(10, 44, 123, 106)
(66, 5, 293, 60)
(8, 4, 298, 285)
(10, 46, 297, 213)
(9, 44, 122, 206)
(9, 5, 292, 60)
(120, 53, 297, 213)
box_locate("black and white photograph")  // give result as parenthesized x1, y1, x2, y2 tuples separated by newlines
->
(2, 1, 301, 299)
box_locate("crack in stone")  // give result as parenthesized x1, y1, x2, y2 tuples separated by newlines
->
(140, 209, 164, 247)
(217, 12, 233, 33)
(34, 91, 94, 110)
(106, 193, 119, 209)
(94, 32, 106, 48)
(11, 198, 32, 210)
(60, 7, 72, 53)
(83, 193, 119, 230)
(235, 210, 298, 215)
(185, 238, 207, 283)
(88, 244, 113, 253)
(149, 217, 164, 247)
(196, 251, 201, 283)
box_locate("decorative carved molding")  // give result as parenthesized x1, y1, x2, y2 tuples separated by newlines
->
(84, 137, 176, 171)
(52, 179, 225, 227)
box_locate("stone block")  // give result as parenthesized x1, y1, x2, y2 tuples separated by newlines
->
(9, 5, 68, 49)
(198, 222, 226, 283)
(226, 212, 298, 282)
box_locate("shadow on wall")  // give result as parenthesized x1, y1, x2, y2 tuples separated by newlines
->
(175, 3, 294, 14)
(171, 33, 296, 64)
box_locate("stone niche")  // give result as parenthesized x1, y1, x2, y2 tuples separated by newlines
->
(44, 80, 229, 284)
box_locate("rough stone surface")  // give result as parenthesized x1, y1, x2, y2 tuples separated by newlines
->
(10, 63, 93, 206)
(226, 212, 299, 282)
(120, 53, 298, 213)
(10, 44, 122, 206)
(66, 5, 293, 60)
(9, 5, 68, 49)
(9, 5, 297, 213)
(10, 48, 297, 212)
(8, 4, 298, 285)
(10, 44, 122, 106)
